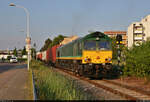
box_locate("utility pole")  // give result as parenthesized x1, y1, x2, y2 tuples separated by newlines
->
(9, 3, 31, 71)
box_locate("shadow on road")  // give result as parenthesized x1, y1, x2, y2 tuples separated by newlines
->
(0, 63, 27, 74)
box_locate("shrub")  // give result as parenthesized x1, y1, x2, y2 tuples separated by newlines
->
(124, 41, 150, 78)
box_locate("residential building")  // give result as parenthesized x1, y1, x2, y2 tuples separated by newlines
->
(128, 15, 150, 48)
(104, 31, 127, 46)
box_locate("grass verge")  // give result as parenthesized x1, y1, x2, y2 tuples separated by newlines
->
(31, 60, 95, 100)
(25, 67, 34, 100)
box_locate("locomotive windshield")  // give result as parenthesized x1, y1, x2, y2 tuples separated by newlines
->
(98, 41, 111, 50)
(84, 41, 96, 50)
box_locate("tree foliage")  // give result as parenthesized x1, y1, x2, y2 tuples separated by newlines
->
(49, 35, 66, 48)
(13, 47, 17, 57)
(40, 38, 52, 51)
(31, 48, 36, 59)
(111, 37, 118, 59)
(40, 35, 66, 51)
(124, 41, 150, 78)
(22, 46, 27, 56)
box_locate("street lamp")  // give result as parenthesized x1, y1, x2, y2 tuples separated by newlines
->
(9, 3, 31, 71)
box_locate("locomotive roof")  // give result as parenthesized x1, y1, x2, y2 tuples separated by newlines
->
(58, 31, 111, 49)
(83, 31, 110, 41)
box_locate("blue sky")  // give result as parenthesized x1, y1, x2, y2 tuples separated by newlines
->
(0, 0, 150, 50)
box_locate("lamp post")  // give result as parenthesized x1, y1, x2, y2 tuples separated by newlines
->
(9, 3, 31, 71)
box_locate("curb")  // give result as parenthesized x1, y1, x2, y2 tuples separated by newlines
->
(31, 70, 37, 100)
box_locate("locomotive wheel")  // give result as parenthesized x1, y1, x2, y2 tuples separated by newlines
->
(78, 65, 83, 76)
(73, 64, 79, 76)
(73, 65, 76, 74)
(76, 65, 79, 76)
(105, 64, 113, 78)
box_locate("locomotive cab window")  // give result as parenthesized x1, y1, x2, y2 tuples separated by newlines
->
(84, 41, 96, 50)
(98, 41, 111, 50)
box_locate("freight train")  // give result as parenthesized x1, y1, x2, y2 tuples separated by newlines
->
(37, 31, 112, 78)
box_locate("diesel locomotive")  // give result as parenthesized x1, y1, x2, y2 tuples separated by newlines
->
(37, 31, 113, 78)
(56, 32, 112, 78)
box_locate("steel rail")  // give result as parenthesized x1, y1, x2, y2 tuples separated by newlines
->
(103, 79, 150, 97)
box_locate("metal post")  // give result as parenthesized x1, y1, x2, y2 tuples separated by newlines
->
(9, 3, 31, 71)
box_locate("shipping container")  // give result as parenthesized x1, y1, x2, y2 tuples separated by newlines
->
(36, 52, 42, 60)
(46, 48, 50, 63)
(50, 45, 60, 63)
(42, 51, 46, 61)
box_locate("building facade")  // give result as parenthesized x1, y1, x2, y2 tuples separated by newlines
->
(128, 15, 150, 48)
(104, 31, 127, 46)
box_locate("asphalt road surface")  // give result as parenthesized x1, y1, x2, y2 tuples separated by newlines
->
(0, 62, 29, 100)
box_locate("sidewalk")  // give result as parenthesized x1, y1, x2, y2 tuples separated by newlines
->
(0, 64, 33, 100)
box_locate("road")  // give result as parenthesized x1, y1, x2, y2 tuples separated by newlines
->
(0, 63, 30, 100)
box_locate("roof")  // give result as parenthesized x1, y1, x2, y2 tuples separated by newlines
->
(104, 31, 126, 35)
(83, 31, 111, 41)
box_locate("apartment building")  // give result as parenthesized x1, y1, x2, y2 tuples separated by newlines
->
(128, 15, 150, 48)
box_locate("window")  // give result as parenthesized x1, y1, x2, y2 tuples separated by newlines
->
(84, 41, 96, 50)
(98, 41, 110, 50)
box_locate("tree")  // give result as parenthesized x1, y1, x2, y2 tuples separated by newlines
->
(22, 46, 27, 56)
(111, 37, 118, 59)
(7, 56, 12, 60)
(40, 38, 52, 51)
(31, 48, 36, 59)
(50, 35, 66, 47)
(13, 47, 17, 57)
(124, 41, 150, 79)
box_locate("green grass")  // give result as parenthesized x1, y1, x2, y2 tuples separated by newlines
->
(25, 69, 34, 100)
(31, 60, 95, 100)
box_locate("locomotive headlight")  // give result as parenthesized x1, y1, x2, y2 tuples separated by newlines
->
(96, 37, 99, 40)
(105, 58, 111, 62)
(84, 58, 88, 62)
(84, 58, 91, 62)
(108, 58, 111, 61)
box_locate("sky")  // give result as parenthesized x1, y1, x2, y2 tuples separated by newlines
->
(0, 0, 150, 50)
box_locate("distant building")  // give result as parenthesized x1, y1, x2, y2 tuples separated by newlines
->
(0, 49, 25, 59)
(128, 15, 150, 48)
(104, 31, 127, 46)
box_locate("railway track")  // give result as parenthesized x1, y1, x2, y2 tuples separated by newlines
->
(54, 66, 150, 100)
(103, 79, 150, 97)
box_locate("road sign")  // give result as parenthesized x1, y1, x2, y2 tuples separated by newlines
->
(26, 37, 31, 44)
(26, 44, 31, 52)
